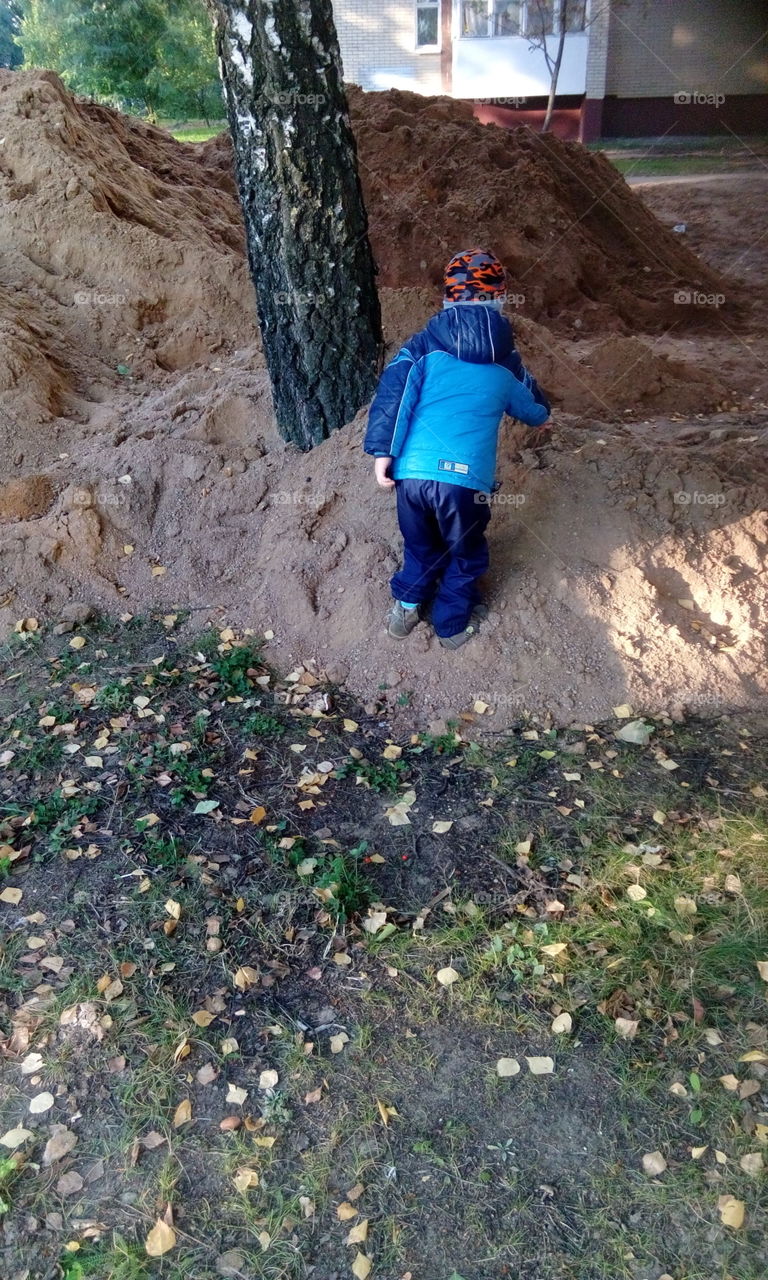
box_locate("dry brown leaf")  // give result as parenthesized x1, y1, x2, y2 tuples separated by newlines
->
(141, 1130, 166, 1150)
(233, 1168, 260, 1193)
(192, 1009, 215, 1028)
(42, 1126, 78, 1166)
(346, 1219, 369, 1245)
(351, 1253, 372, 1279)
(615, 1017, 639, 1040)
(642, 1151, 667, 1176)
(336, 1201, 358, 1221)
(233, 966, 259, 991)
(259, 1069, 279, 1090)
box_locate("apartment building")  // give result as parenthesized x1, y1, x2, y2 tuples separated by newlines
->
(332, 0, 768, 139)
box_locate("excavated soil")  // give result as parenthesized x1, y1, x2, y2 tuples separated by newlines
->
(0, 69, 766, 724)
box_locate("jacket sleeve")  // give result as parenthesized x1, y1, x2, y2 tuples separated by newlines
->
(500, 344, 551, 427)
(363, 346, 416, 457)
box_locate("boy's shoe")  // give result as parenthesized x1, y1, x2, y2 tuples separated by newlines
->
(438, 606, 487, 650)
(386, 602, 422, 638)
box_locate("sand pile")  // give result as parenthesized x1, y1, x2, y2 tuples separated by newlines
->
(0, 70, 765, 723)
(344, 86, 734, 331)
(0, 69, 255, 426)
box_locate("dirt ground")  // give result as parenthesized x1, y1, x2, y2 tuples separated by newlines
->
(1, 618, 767, 1280)
(0, 71, 767, 728)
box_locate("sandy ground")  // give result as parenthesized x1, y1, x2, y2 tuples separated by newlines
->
(0, 71, 766, 725)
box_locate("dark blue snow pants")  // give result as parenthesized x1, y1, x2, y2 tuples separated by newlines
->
(390, 478, 491, 639)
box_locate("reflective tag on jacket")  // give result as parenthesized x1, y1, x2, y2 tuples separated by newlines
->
(438, 459, 470, 475)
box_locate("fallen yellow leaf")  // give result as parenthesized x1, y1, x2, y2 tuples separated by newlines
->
(718, 1195, 745, 1229)
(347, 1219, 369, 1245)
(173, 1099, 192, 1128)
(144, 1219, 176, 1257)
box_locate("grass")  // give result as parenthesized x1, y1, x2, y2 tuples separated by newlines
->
(1, 614, 767, 1279)
(158, 119, 226, 144)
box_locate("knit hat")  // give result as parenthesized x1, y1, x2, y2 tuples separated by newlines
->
(443, 248, 506, 302)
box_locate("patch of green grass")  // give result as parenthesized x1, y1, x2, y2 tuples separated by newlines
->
(242, 710, 285, 737)
(337, 754, 407, 793)
(0, 1154, 22, 1215)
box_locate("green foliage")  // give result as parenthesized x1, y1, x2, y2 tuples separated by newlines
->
(337, 755, 407, 793)
(0, 1, 23, 68)
(20, 0, 220, 120)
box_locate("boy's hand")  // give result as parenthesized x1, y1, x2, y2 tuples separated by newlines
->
(374, 456, 395, 490)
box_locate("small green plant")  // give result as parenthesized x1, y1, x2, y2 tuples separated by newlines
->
(93, 680, 132, 712)
(337, 755, 406, 793)
(314, 842, 372, 920)
(0, 1154, 21, 1215)
(208, 641, 263, 696)
(242, 710, 285, 736)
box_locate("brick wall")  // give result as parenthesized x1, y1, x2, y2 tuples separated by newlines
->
(333, 0, 443, 93)
(606, 0, 768, 98)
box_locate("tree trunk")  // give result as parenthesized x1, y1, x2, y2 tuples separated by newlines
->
(541, 0, 568, 133)
(211, 0, 383, 450)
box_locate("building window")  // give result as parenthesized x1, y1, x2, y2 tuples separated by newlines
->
(460, 0, 587, 38)
(416, 0, 440, 47)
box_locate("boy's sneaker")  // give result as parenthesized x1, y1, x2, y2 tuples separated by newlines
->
(386, 602, 422, 638)
(438, 606, 487, 650)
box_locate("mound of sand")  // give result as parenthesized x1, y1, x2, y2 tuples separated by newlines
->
(344, 86, 733, 331)
(0, 70, 765, 724)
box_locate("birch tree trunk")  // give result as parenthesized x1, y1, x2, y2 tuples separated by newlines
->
(212, 1, 383, 449)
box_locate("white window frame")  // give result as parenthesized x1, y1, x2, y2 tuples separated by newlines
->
(456, 0, 588, 40)
(415, 0, 441, 52)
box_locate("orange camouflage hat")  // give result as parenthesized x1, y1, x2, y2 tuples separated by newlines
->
(443, 247, 506, 301)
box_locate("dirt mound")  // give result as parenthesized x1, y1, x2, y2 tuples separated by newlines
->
(0, 69, 255, 427)
(345, 86, 732, 331)
(1, 350, 765, 725)
(0, 70, 765, 724)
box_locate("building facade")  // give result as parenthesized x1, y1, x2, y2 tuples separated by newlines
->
(333, 0, 768, 139)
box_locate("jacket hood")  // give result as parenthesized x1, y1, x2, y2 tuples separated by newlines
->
(424, 304, 514, 365)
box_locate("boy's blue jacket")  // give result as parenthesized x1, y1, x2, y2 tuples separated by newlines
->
(363, 304, 551, 494)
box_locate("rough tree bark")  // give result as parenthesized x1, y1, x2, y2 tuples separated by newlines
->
(211, 0, 383, 449)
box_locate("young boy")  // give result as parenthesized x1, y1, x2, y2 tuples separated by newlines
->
(364, 248, 551, 650)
